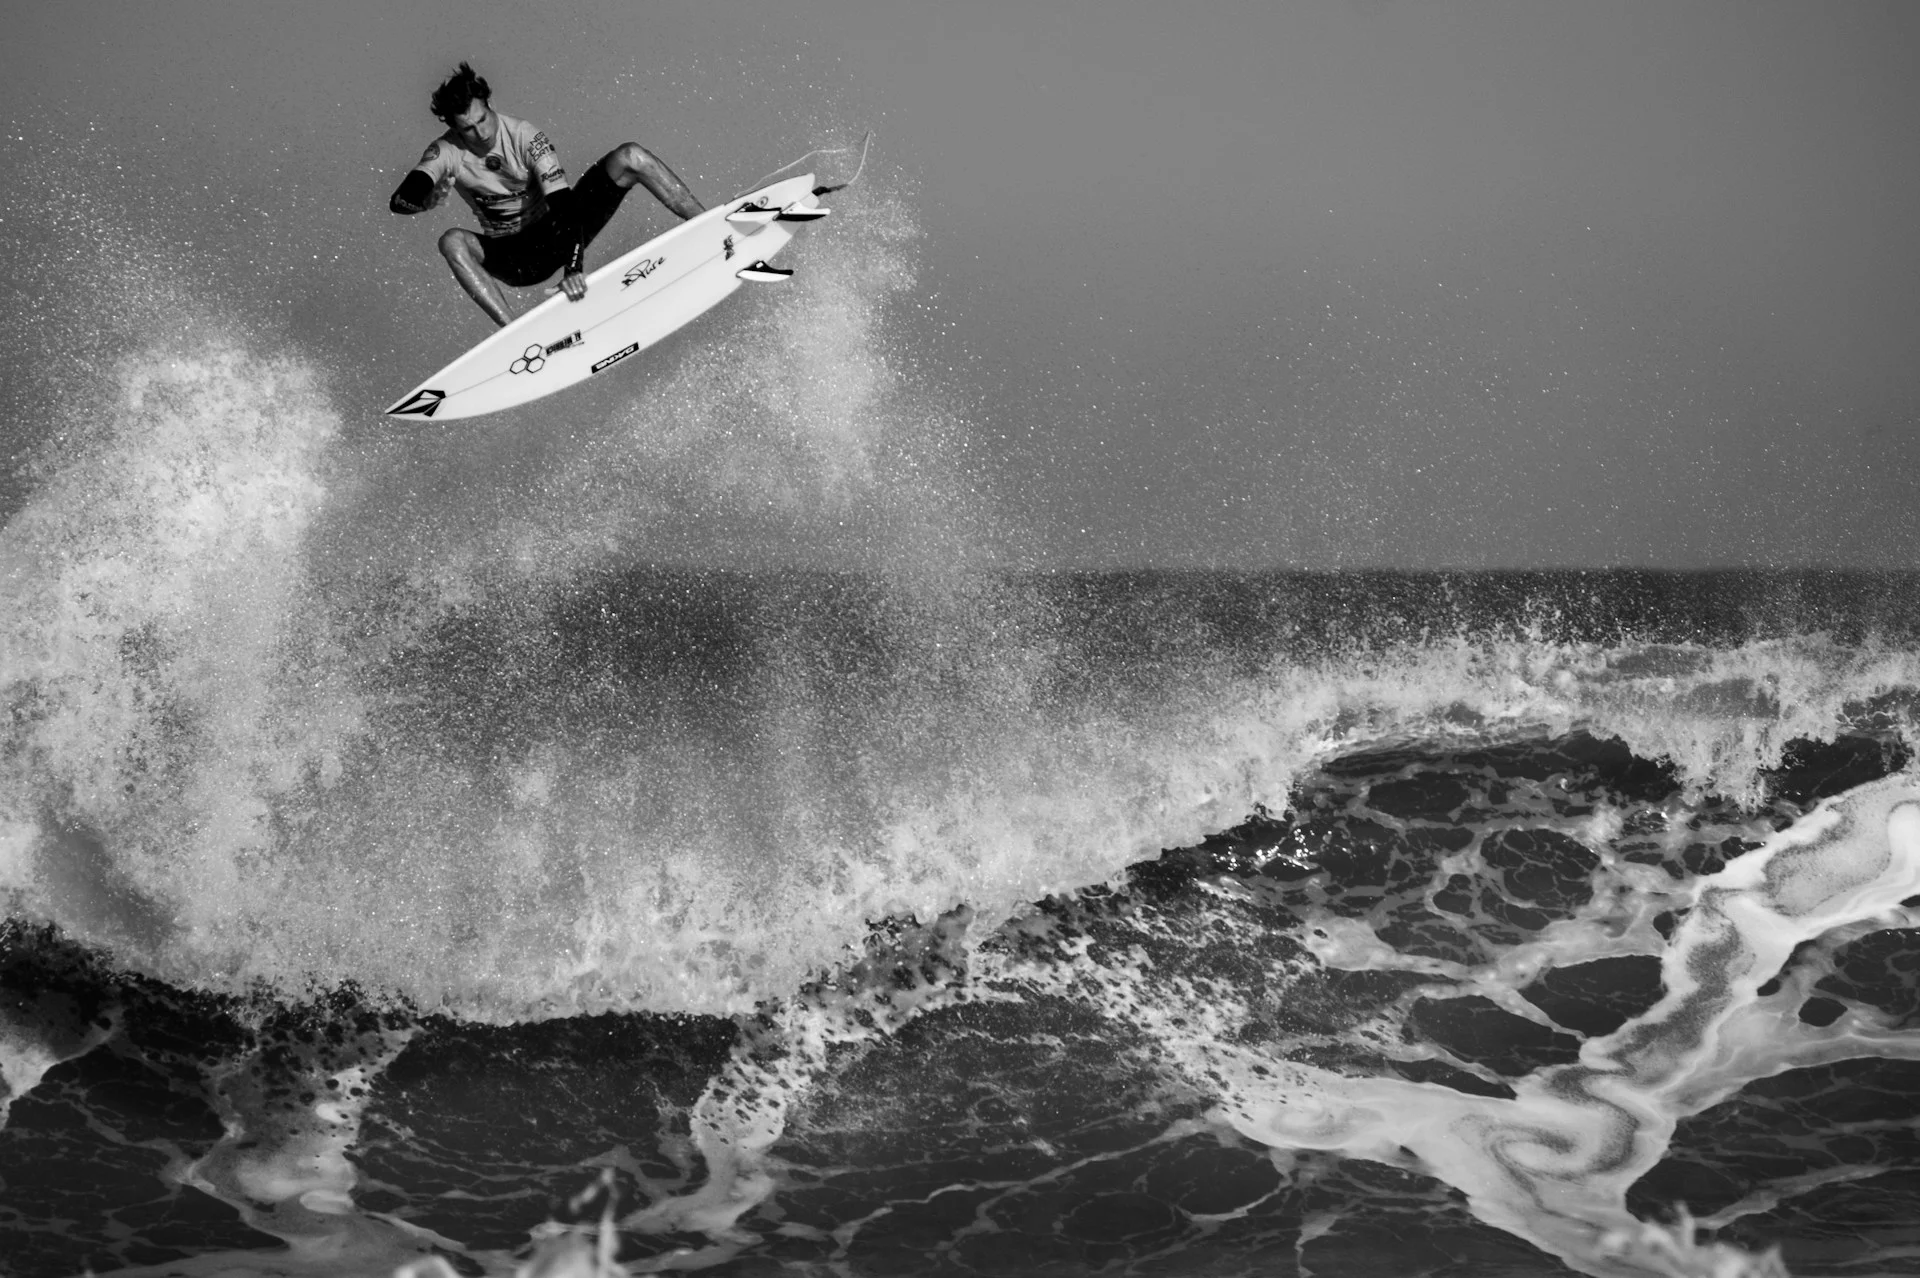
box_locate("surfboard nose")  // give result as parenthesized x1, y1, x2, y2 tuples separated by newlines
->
(387, 388, 447, 417)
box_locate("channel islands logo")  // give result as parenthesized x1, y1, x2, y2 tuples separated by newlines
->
(509, 331, 583, 375)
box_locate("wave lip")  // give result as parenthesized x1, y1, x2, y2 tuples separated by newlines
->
(9, 556, 1920, 1015)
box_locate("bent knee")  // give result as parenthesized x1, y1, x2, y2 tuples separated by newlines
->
(437, 227, 480, 262)
(605, 142, 659, 177)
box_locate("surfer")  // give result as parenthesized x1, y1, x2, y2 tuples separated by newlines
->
(388, 62, 706, 327)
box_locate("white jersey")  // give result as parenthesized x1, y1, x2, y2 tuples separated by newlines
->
(411, 111, 569, 236)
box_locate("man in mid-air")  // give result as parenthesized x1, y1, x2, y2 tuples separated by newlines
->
(389, 63, 705, 327)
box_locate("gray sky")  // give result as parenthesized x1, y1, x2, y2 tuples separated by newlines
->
(5, 0, 1919, 568)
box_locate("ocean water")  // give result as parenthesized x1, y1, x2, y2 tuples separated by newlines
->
(8, 182, 1920, 1278)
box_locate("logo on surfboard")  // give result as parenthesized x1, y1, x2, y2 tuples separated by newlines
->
(510, 332, 582, 374)
(388, 388, 446, 417)
(621, 257, 664, 287)
(591, 342, 640, 374)
(722, 234, 735, 261)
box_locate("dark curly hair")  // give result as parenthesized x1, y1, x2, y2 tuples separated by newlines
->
(430, 62, 490, 121)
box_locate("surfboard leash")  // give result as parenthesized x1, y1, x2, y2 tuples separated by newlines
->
(740, 131, 874, 199)
(813, 130, 874, 195)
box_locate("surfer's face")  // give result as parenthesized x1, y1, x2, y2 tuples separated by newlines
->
(444, 99, 497, 152)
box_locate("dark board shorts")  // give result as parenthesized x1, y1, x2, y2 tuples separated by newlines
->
(479, 159, 629, 288)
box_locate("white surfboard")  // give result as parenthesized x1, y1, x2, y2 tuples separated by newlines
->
(386, 171, 827, 422)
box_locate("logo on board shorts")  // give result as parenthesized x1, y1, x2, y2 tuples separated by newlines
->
(591, 342, 640, 374)
(621, 257, 664, 287)
(389, 389, 446, 417)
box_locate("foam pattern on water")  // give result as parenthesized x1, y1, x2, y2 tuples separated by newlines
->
(9, 170, 1920, 1276)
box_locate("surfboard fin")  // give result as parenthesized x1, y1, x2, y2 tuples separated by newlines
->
(729, 202, 828, 225)
(736, 261, 793, 282)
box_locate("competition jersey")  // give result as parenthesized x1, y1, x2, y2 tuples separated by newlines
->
(411, 111, 569, 236)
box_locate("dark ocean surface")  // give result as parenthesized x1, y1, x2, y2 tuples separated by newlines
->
(7, 565, 1920, 1277)
(5, 169, 1918, 1277)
